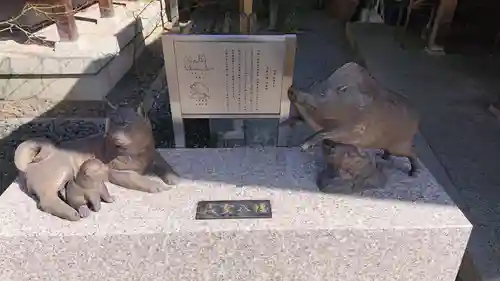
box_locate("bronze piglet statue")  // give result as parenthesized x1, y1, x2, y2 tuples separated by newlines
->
(65, 158, 114, 218)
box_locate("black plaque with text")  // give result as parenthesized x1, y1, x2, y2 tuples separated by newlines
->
(195, 200, 272, 220)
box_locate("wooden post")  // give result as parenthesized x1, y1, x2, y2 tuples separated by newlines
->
(269, 0, 278, 30)
(164, 0, 173, 22)
(53, 0, 79, 42)
(239, 0, 254, 34)
(234, 0, 254, 146)
(427, 0, 457, 52)
(166, 0, 179, 24)
(98, 0, 115, 18)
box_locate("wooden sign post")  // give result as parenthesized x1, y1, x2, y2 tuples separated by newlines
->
(98, 0, 115, 18)
(53, 0, 79, 42)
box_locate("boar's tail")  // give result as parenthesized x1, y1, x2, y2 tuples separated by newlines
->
(14, 138, 53, 173)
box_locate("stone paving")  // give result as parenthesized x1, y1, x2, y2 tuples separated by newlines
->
(349, 22, 500, 281)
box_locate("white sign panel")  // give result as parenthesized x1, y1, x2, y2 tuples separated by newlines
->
(174, 41, 286, 115)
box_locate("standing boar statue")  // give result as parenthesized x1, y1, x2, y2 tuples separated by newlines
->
(281, 62, 420, 191)
(14, 105, 180, 221)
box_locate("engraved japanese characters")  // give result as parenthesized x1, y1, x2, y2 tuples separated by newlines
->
(196, 200, 272, 220)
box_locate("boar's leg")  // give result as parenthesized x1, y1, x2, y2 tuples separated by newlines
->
(407, 156, 418, 177)
(279, 102, 304, 128)
(316, 140, 337, 191)
(279, 115, 304, 127)
(316, 167, 336, 191)
(108, 169, 165, 193)
(384, 149, 419, 177)
(301, 128, 351, 151)
(378, 149, 391, 160)
(84, 185, 106, 212)
(301, 129, 329, 150)
(99, 184, 115, 203)
(148, 151, 180, 185)
(38, 192, 81, 221)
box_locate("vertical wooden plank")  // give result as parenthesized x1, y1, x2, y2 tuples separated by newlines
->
(239, 0, 253, 34)
(427, 0, 457, 52)
(164, 0, 173, 22)
(269, 0, 278, 30)
(239, 13, 248, 34)
(98, 0, 115, 18)
(237, 0, 252, 146)
(243, 0, 253, 14)
(169, 0, 179, 25)
(53, 0, 78, 42)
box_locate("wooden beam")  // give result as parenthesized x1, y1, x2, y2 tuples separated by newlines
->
(242, 0, 253, 15)
(98, 0, 115, 18)
(53, 0, 79, 42)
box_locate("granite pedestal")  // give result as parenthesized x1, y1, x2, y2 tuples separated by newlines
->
(0, 147, 472, 281)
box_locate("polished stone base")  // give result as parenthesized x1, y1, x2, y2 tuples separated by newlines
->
(0, 147, 471, 281)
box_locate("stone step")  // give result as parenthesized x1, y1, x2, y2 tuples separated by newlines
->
(0, 147, 470, 281)
(0, 2, 164, 76)
(0, 1, 167, 102)
(346, 22, 500, 281)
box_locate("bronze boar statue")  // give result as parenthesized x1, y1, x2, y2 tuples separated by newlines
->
(281, 62, 420, 190)
(14, 106, 180, 221)
(317, 139, 386, 193)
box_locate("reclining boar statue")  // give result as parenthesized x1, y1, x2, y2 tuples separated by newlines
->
(14, 105, 180, 221)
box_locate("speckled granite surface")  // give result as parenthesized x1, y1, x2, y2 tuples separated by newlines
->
(0, 148, 471, 281)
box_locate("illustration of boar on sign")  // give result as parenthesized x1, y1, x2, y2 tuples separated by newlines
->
(184, 54, 213, 71)
(189, 82, 211, 99)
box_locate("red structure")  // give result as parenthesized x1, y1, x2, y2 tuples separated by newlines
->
(52, 0, 79, 41)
